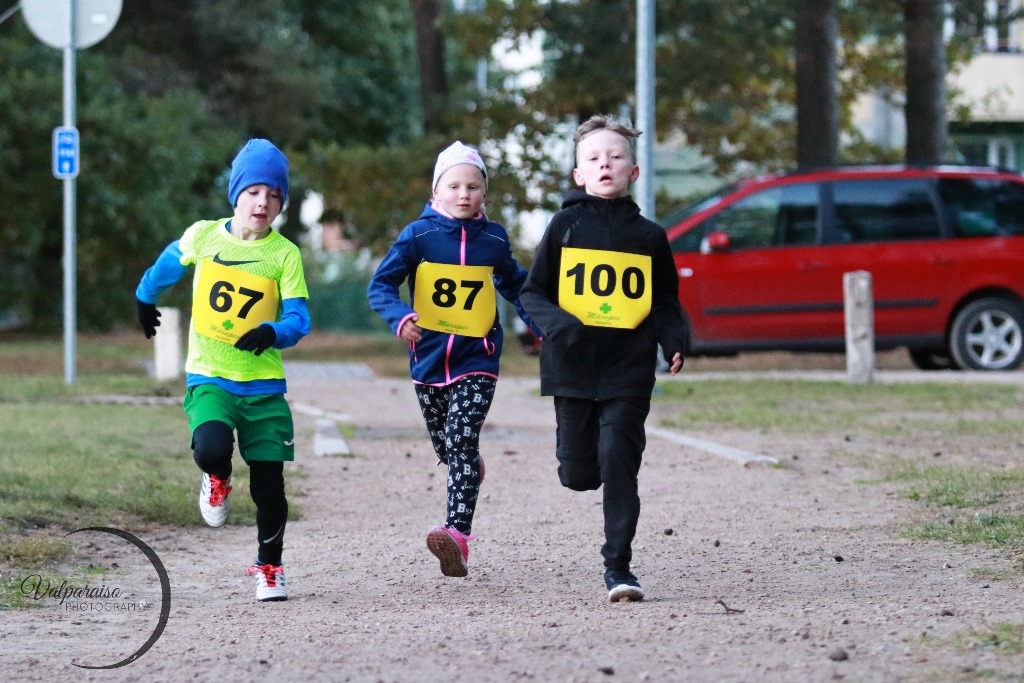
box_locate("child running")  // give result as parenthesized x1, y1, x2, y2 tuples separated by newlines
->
(135, 138, 310, 602)
(367, 141, 538, 577)
(520, 115, 688, 602)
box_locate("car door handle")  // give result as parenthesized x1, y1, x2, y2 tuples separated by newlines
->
(797, 261, 825, 271)
(928, 255, 954, 266)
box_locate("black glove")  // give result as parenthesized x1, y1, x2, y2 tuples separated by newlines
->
(137, 299, 161, 339)
(234, 324, 276, 356)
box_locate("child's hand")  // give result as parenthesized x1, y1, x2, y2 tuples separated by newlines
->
(399, 317, 422, 342)
(136, 299, 161, 339)
(234, 324, 277, 356)
(669, 352, 683, 375)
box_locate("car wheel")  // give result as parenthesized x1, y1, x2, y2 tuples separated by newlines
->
(949, 297, 1024, 371)
(908, 348, 958, 371)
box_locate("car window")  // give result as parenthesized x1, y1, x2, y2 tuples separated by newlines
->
(772, 183, 819, 245)
(708, 182, 818, 250)
(833, 179, 940, 242)
(669, 219, 707, 253)
(659, 184, 736, 228)
(990, 179, 1024, 235)
(939, 178, 998, 236)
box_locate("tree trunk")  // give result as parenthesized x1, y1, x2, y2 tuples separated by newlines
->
(904, 0, 947, 164)
(409, 0, 447, 135)
(795, 0, 839, 168)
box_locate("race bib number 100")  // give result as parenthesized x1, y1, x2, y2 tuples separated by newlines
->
(193, 259, 280, 344)
(558, 247, 652, 329)
(413, 261, 496, 337)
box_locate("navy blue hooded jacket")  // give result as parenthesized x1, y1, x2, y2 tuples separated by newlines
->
(367, 203, 538, 385)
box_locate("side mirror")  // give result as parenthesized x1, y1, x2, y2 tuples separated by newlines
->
(700, 230, 731, 254)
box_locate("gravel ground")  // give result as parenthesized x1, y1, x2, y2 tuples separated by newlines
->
(2, 362, 1024, 682)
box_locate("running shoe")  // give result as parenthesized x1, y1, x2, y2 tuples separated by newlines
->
(198, 473, 232, 527)
(426, 526, 474, 577)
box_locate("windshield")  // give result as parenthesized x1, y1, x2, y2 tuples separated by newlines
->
(658, 184, 736, 228)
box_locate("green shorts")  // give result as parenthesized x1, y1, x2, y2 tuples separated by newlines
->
(183, 385, 295, 462)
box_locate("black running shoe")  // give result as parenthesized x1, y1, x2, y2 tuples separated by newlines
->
(604, 569, 645, 602)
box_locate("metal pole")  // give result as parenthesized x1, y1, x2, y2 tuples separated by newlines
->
(635, 0, 655, 218)
(63, 0, 77, 384)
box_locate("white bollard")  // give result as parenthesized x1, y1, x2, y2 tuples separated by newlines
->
(154, 307, 182, 381)
(843, 271, 874, 384)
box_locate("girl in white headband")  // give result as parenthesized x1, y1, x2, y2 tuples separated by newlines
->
(368, 141, 540, 577)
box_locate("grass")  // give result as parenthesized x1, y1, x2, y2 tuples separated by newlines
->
(888, 465, 1024, 509)
(0, 536, 75, 609)
(0, 331, 292, 607)
(0, 401, 255, 530)
(658, 378, 1024, 563)
(956, 623, 1024, 655)
(895, 464, 1024, 548)
(657, 379, 1020, 436)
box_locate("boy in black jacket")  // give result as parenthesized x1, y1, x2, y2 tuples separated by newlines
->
(520, 115, 687, 602)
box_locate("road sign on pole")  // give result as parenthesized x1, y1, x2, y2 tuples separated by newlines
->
(21, 0, 121, 385)
(52, 126, 80, 179)
(22, 0, 121, 49)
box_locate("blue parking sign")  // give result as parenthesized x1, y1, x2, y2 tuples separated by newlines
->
(52, 126, 79, 179)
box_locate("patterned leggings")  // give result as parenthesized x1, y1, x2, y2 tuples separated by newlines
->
(414, 375, 497, 535)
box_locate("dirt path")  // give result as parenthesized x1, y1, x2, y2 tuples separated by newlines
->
(2, 367, 1023, 682)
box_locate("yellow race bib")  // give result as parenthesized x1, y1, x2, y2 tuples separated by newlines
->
(558, 247, 652, 329)
(413, 261, 496, 337)
(193, 259, 280, 344)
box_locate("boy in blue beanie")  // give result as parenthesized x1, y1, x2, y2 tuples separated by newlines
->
(135, 138, 310, 602)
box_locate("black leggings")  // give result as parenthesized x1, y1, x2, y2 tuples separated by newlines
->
(192, 420, 287, 565)
(414, 375, 496, 535)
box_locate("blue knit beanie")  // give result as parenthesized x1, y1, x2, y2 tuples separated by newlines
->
(228, 139, 289, 208)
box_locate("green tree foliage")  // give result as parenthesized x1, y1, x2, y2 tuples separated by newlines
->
(1, 0, 984, 332)
(300, 1, 565, 254)
(656, 0, 797, 171)
(502, 0, 799, 172)
(285, 0, 421, 146)
(1, 0, 420, 331)
(297, 139, 440, 255)
(502, 0, 974, 174)
(0, 28, 61, 330)
(105, 0, 420, 148)
(0, 21, 237, 331)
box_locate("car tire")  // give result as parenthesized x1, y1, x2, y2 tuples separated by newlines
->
(948, 297, 1024, 371)
(908, 348, 958, 371)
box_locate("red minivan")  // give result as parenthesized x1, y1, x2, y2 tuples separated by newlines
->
(661, 165, 1024, 371)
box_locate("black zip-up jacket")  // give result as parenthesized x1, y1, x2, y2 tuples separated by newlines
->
(520, 190, 688, 400)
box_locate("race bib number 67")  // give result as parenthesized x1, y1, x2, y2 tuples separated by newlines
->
(193, 260, 280, 344)
(558, 247, 652, 329)
(413, 261, 496, 337)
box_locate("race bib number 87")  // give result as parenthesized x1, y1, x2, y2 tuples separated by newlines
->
(413, 261, 496, 337)
(193, 260, 280, 344)
(558, 247, 652, 329)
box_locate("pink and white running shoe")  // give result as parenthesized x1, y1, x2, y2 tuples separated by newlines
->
(426, 526, 475, 577)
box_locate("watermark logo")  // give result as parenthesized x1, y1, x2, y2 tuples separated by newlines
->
(17, 527, 170, 669)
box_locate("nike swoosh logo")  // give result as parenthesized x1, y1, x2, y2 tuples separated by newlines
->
(212, 252, 260, 267)
(260, 523, 285, 545)
(283, 439, 294, 446)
